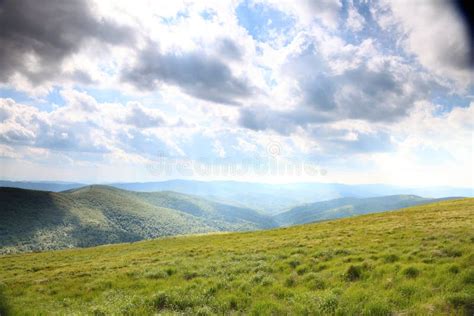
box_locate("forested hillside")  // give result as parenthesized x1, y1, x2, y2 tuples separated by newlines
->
(0, 186, 276, 254)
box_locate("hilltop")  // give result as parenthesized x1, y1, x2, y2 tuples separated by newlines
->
(274, 195, 455, 226)
(0, 185, 276, 253)
(0, 199, 472, 315)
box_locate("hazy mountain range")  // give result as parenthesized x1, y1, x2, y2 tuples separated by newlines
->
(0, 182, 464, 253)
(1, 180, 472, 213)
(274, 195, 458, 226)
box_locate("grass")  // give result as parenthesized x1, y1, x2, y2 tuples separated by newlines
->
(0, 198, 473, 315)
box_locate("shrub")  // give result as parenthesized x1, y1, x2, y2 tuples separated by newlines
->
(250, 300, 285, 316)
(144, 270, 168, 279)
(260, 276, 275, 286)
(314, 251, 334, 261)
(448, 265, 460, 274)
(296, 265, 308, 275)
(271, 285, 294, 300)
(0, 285, 10, 316)
(442, 248, 462, 258)
(222, 294, 240, 311)
(346, 265, 363, 281)
(91, 308, 106, 316)
(310, 278, 326, 290)
(251, 272, 264, 284)
(304, 273, 326, 290)
(315, 264, 328, 272)
(151, 291, 170, 310)
(318, 293, 339, 314)
(447, 293, 474, 313)
(288, 259, 300, 269)
(165, 268, 177, 276)
(384, 254, 399, 263)
(334, 249, 351, 256)
(195, 306, 213, 316)
(462, 270, 474, 284)
(285, 273, 297, 287)
(402, 266, 420, 279)
(398, 285, 416, 299)
(183, 271, 199, 280)
(363, 301, 392, 316)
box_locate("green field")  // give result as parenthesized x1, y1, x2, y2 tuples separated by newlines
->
(1, 199, 473, 315)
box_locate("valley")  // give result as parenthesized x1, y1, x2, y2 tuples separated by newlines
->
(0, 185, 459, 254)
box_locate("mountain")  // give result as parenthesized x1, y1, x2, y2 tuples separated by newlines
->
(0, 180, 85, 192)
(1, 179, 472, 213)
(1, 198, 472, 315)
(0, 186, 276, 253)
(111, 180, 474, 213)
(274, 195, 458, 226)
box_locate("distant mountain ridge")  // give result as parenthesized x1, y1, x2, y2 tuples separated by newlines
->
(274, 195, 460, 226)
(1, 179, 472, 213)
(0, 184, 465, 254)
(0, 185, 276, 254)
(0, 180, 85, 192)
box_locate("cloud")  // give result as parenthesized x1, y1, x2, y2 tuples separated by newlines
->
(60, 89, 98, 113)
(259, 0, 342, 29)
(217, 37, 243, 60)
(309, 126, 394, 155)
(0, 91, 186, 160)
(374, 0, 472, 87)
(239, 106, 394, 155)
(0, 0, 471, 186)
(346, 1, 364, 32)
(123, 102, 165, 128)
(0, 0, 134, 86)
(115, 128, 171, 158)
(0, 98, 109, 153)
(122, 43, 254, 105)
(240, 39, 434, 134)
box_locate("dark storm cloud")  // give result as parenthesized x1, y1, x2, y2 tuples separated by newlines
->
(0, 0, 134, 84)
(121, 44, 253, 105)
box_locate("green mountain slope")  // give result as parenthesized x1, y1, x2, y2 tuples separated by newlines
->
(274, 194, 453, 226)
(130, 190, 276, 230)
(0, 199, 472, 315)
(0, 186, 276, 254)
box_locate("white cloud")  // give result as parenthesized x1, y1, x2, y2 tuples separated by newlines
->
(0, 0, 472, 187)
(375, 0, 472, 89)
(346, 1, 365, 32)
(258, 0, 342, 29)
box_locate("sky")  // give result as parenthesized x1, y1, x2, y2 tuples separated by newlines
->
(0, 0, 472, 186)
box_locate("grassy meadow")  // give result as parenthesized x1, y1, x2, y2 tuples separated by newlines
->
(0, 198, 473, 315)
